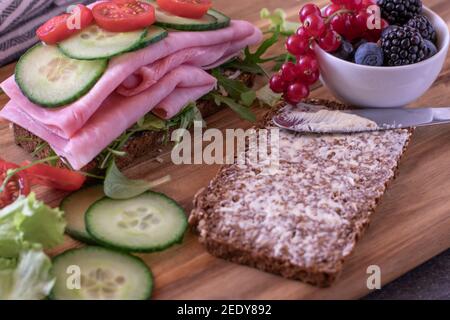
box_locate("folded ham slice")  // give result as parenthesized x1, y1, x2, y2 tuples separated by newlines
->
(1, 21, 261, 139)
(2, 66, 216, 169)
(0, 20, 262, 170)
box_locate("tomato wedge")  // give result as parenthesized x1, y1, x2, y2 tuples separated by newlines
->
(36, 4, 93, 45)
(92, 1, 156, 32)
(21, 162, 86, 192)
(156, 0, 212, 19)
(0, 159, 30, 209)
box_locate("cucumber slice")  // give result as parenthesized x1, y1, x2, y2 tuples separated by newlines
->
(58, 25, 152, 60)
(50, 247, 153, 300)
(137, 26, 168, 48)
(15, 44, 107, 108)
(86, 191, 187, 252)
(149, 1, 230, 31)
(61, 185, 105, 244)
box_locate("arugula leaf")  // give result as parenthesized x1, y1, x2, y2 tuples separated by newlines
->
(224, 59, 266, 75)
(212, 69, 256, 106)
(136, 114, 166, 131)
(272, 53, 296, 72)
(241, 90, 257, 107)
(211, 94, 256, 123)
(104, 160, 170, 200)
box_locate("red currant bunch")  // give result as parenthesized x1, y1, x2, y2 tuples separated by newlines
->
(270, 0, 388, 104)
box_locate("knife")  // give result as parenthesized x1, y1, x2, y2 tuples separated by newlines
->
(272, 105, 450, 134)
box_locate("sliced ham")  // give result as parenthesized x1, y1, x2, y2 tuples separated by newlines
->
(2, 66, 216, 169)
(1, 21, 262, 139)
(0, 19, 262, 170)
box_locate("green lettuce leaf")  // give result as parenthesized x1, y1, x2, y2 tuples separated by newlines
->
(0, 249, 54, 300)
(0, 193, 65, 257)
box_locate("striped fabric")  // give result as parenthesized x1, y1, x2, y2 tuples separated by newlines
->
(0, 0, 94, 67)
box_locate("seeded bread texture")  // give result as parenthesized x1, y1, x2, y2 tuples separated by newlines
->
(189, 99, 413, 287)
(12, 72, 255, 172)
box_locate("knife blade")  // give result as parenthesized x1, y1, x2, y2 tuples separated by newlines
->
(273, 104, 450, 134)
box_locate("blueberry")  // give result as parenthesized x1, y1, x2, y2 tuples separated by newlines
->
(332, 40, 354, 61)
(354, 43, 384, 66)
(424, 39, 438, 59)
(353, 39, 367, 51)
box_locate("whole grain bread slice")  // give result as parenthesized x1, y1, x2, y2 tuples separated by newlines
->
(189, 99, 413, 287)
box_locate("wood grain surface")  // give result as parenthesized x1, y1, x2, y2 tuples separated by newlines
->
(0, 0, 449, 299)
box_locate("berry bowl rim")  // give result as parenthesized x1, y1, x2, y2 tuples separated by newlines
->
(315, 6, 449, 71)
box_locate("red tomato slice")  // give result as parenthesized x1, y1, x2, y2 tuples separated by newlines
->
(36, 4, 93, 45)
(22, 162, 86, 192)
(156, 0, 212, 19)
(92, 1, 156, 32)
(0, 159, 30, 209)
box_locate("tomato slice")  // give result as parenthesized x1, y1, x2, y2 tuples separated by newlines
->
(92, 1, 156, 32)
(0, 159, 30, 209)
(36, 4, 93, 45)
(22, 162, 86, 192)
(156, 0, 212, 19)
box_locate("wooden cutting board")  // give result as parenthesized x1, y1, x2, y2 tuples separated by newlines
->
(0, 0, 449, 300)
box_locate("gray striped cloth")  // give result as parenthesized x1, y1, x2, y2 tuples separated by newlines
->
(0, 0, 94, 67)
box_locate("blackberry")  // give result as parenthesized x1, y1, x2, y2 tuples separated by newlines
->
(381, 26, 427, 66)
(377, 0, 422, 25)
(406, 15, 437, 43)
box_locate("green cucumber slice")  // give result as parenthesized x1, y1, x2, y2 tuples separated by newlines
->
(58, 25, 151, 60)
(61, 185, 105, 244)
(15, 44, 107, 108)
(86, 191, 187, 252)
(137, 26, 168, 48)
(148, 1, 230, 31)
(50, 247, 153, 300)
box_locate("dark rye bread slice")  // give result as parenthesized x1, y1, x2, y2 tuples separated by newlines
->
(12, 72, 255, 172)
(189, 99, 413, 287)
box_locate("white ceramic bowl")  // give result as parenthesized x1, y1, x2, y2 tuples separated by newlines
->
(314, 7, 449, 108)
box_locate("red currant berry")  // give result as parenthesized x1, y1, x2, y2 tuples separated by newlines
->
(359, 0, 376, 9)
(330, 14, 347, 36)
(303, 13, 326, 38)
(300, 69, 320, 85)
(323, 4, 343, 17)
(285, 82, 310, 104)
(280, 62, 298, 82)
(330, 0, 347, 4)
(331, 14, 359, 40)
(269, 73, 287, 94)
(345, 0, 363, 10)
(355, 10, 370, 32)
(297, 54, 319, 75)
(296, 26, 310, 40)
(318, 28, 342, 52)
(286, 34, 310, 55)
(299, 4, 321, 22)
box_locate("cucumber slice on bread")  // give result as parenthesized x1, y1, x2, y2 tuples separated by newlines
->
(15, 44, 107, 108)
(149, 1, 230, 31)
(58, 25, 166, 60)
(50, 247, 153, 300)
(85, 191, 187, 252)
(137, 26, 169, 48)
(61, 185, 105, 244)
